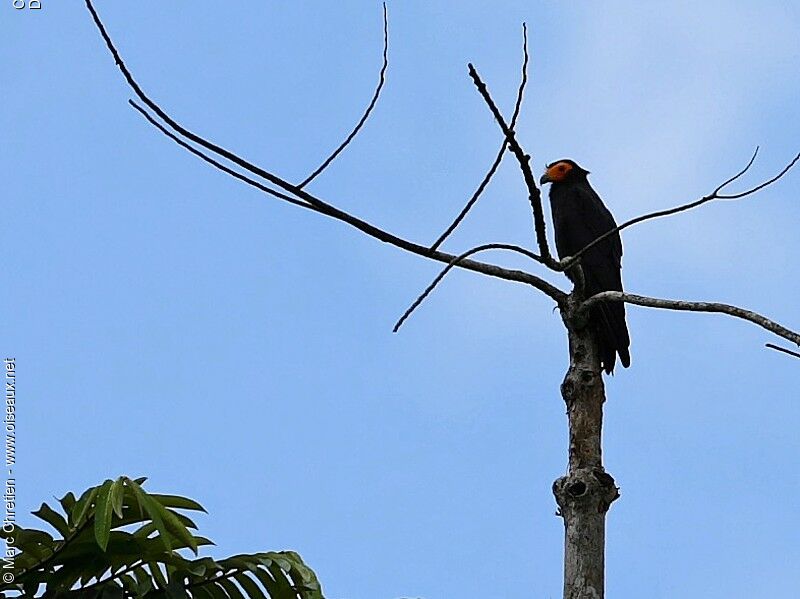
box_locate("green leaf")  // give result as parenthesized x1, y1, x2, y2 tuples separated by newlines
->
(47, 558, 85, 591)
(262, 554, 292, 574)
(127, 480, 173, 552)
(79, 555, 110, 586)
(18, 480, 325, 599)
(71, 485, 99, 528)
(133, 521, 158, 538)
(166, 577, 189, 599)
(59, 491, 77, 514)
(251, 568, 289, 599)
(278, 551, 322, 594)
(101, 583, 125, 599)
(233, 572, 268, 599)
(119, 573, 140, 597)
(171, 510, 200, 531)
(22, 578, 40, 597)
(267, 562, 297, 599)
(32, 502, 70, 537)
(208, 582, 236, 599)
(128, 483, 198, 554)
(10, 527, 54, 557)
(94, 479, 115, 551)
(150, 494, 207, 513)
(191, 586, 218, 599)
(149, 561, 169, 590)
(133, 566, 153, 596)
(160, 507, 199, 554)
(219, 577, 246, 599)
(161, 553, 204, 576)
(110, 477, 125, 519)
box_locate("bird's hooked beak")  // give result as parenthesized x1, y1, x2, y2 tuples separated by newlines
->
(539, 171, 553, 185)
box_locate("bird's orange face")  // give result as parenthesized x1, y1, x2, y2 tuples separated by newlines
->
(540, 161, 574, 184)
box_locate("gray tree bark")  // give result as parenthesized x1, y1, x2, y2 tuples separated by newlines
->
(553, 293, 620, 599)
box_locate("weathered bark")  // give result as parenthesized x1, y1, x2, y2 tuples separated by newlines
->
(553, 293, 620, 599)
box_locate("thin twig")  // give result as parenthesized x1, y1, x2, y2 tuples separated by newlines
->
(581, 291, 800, 347)
(717, 151, 800, 198)
(84, 0, 566, 302)
(430, 23, 529, 252)
(298, 3, 389, 189)
(713, 146, 761, 192)
(467, 63, 556, 268)
(85, 0, 326, 212)
(393, 243, 549, 332)
(765, 343, 800, 359)
(559, 147, 800, 271)
(129, 101, 312, 211)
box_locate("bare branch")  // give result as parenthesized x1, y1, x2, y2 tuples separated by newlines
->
(129, 101, 312, 211)
(393, 243, 560, 332)
(765, 343, 800, 359)
(84, 0, 326, 210)
(559, 147, 800, 271)
(712, 145, 760, 192)
(467, 63, 557, 268)
(582, 291, 800, 347)
(717, 151, 800, 199)
(430, 23, 529, 252)
(129, 101, 562, 301)
(429, 145, 505, 252)
(298, 3, 389, 189)
(86, 0, 565, 302)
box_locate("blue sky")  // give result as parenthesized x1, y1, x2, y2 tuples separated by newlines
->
(3, 1, 799, 598)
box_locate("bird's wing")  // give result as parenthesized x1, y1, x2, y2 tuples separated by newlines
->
(573, 182, 623, 267)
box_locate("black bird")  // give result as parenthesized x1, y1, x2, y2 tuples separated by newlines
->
(540, 159, 631, 374)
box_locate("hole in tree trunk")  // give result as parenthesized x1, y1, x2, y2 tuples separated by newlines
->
(567, 481, 587, 497)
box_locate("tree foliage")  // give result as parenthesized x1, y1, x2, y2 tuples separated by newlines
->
(1, 477, 323, 599)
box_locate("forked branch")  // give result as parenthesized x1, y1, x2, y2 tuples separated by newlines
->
(765, 344, 800, 359)
(467, 63, 557, 267)
(298, 3, 389, 189)
(430, 24, 529, 252)
(393, 243, 558, 332)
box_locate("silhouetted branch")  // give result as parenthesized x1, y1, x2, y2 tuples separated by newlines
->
(467, 63, 556, 267)
(765, 343, 800, 359)
(298, 3, 389, 189)
(582, 291, 800, 347)
(393, 243, 558, 332)
(714, 145, 761, 190)
(129, 101, 312, 211)
(130, 102, 562, 301)
(430, 23, 529, 252)
(85, 0, 566, 302)
(559, 147, 800, 271)
(84, 0, 324, 209)
(717, 151, 800, 199)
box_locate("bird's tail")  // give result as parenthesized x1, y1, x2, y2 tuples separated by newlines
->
(592, 301, 631, 374)
(585, 271, 631, 374)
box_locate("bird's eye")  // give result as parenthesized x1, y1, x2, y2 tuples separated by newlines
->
(559, 165, 567, 172)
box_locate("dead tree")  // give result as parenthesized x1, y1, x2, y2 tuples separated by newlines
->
(84, 2, 800, 597)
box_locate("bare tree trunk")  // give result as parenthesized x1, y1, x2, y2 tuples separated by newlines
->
(553, 293, 620, 599)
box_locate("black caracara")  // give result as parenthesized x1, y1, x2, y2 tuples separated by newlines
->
(540, 159, 631, 374)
